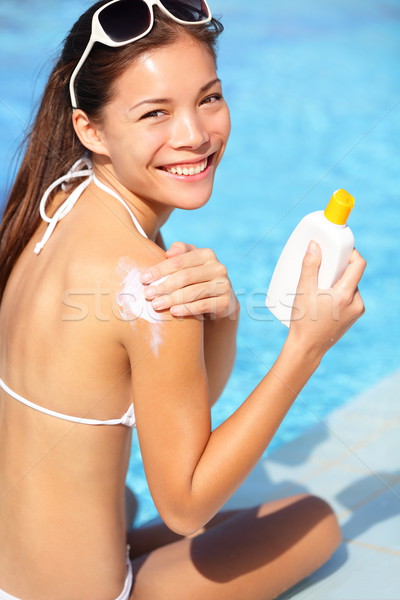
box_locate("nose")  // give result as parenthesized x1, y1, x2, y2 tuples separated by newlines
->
(170, 111, 210, 150)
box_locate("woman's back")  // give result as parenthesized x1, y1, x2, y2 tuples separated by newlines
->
(0, 182, 151, 599)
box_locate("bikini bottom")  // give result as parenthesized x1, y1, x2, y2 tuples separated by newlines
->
(0, 556, 133, 600)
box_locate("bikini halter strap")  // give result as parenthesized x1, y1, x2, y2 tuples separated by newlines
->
(34, 157, 147, 255)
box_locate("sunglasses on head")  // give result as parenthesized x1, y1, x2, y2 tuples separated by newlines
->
(69, 0, 212, 109)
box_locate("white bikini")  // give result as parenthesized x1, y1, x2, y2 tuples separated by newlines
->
(0, 376, 136, 428)
(0, 157, 146, 600)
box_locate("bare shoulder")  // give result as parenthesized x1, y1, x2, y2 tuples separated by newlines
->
(63, 208, 205, 375)
(59, 215, 170, 339)
(96, 231, 203, 360)
(66, 219, 165, 294)
(104, 232, 167, 310)
(89, 231, 204, 352)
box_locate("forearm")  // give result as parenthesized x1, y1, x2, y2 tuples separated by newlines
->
(188, 339, 321, 526)
(203, 298, 240, 405)
(138, 245, 366, 536)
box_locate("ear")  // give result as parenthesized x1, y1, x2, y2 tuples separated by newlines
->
(72, 110, 110, 156)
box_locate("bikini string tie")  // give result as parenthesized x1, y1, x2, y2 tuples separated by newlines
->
(120, 404, 136, 428)
(34, 157, 93, 255)
(34, 156, 148, 256)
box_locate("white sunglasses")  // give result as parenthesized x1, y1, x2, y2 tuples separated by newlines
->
(69, 0, 212, 109)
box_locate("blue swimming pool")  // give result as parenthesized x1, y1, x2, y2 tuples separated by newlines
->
(1, 0, 399, 525)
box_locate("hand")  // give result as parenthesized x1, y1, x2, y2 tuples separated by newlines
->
(140, 241, 239, 319)
(287, 241, 366, 357)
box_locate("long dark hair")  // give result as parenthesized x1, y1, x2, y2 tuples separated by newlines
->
(0, 1, 223, 301)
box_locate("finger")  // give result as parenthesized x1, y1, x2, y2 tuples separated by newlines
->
(140, 254, 189, 284)
(141, 248, 217, 284)
(143, 264, 221, 299)
(169, 298, 219, 318)
(333, 249, 367, 294)
(296, 241, 322, 295)
(165, 241, 197, 258)
(352, 288, 366, 316)
(150, 281, 226, 310)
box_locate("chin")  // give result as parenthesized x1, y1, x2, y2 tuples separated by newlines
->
(171, 190, 213, 211)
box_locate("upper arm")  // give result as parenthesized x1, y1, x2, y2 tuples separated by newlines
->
(115, 244, 211, 522)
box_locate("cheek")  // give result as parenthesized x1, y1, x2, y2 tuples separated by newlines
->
(221, 107, 232, 140)
(212, 109, 231, 166)
(207, 107, 231, 151)
(121, 128, 168, 165)
(141, 125, 170, 155)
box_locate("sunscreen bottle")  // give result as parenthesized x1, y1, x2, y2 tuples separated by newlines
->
(266, 189, 355, 326)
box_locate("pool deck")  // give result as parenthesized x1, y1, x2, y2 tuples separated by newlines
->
(225, 369, 400, 599)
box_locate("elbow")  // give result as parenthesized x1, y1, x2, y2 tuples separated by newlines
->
(153, 483, 214, 537)
(159, 508, 206, 538)
(166, 522, 197, 537)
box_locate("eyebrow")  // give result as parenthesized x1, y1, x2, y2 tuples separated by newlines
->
(129, 78, 222, 112)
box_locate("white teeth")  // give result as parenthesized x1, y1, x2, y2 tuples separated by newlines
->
(165, 158, 208, 176)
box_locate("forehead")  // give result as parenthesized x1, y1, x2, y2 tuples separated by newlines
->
(114, 37, 218, 100)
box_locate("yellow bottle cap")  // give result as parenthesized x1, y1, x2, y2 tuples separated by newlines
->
(324, 189, 355, 225)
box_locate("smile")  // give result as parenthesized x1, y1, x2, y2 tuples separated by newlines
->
(159, 155, 212, 177)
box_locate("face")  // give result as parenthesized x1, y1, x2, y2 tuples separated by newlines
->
(93, 36, 231, 213)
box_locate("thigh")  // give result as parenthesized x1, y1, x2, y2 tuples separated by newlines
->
(129, 494, 341, 600)
(128, 510, 239, 559)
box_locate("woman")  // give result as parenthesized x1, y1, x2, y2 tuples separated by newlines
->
(0, 1, 366, 599)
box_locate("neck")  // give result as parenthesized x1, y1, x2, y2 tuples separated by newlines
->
(92, 162, 174, 242)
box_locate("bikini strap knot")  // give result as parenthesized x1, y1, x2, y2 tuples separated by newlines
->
(61, 156, 93, 192)
(34, 155, 148, 256)
(34, 157, 94, 255)
(120, 404, 136, 428)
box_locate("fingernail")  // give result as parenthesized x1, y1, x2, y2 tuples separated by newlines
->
(307, 241, 318, 255)
(141, 272, 152, 284)
(152, 297, 166, 310)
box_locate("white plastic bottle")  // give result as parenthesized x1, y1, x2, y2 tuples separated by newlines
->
(266, 189, 355, 326)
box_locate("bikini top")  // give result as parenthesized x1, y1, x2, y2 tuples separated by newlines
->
(0, 156, 147, 428)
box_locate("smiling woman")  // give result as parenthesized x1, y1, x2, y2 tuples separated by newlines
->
(0, 1, 366, 599)
(73, 38, 230, 215)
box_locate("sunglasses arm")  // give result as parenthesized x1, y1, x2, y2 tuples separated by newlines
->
(69, 37, 96, 109)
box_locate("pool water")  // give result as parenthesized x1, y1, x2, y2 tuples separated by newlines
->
(1, 0, 399, 525)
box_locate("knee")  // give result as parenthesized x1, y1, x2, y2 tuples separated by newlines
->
(304, 494, 342, 553)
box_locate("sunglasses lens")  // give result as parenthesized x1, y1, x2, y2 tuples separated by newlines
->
(160, 0, 210, 22)
(99, 0, 152, 42)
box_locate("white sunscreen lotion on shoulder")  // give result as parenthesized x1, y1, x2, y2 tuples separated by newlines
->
(266, 189, 356, 326)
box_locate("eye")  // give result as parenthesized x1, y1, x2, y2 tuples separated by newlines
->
(201, 93, 223, 105)
(140, 109, 167, 120)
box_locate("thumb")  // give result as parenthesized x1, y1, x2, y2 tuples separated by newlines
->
(296, 241, 321, 294)
(166, 241, 197, 257)
(165, 241, 188, 257)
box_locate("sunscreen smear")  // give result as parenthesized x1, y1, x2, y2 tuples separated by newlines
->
(266, 189, 355, 326)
